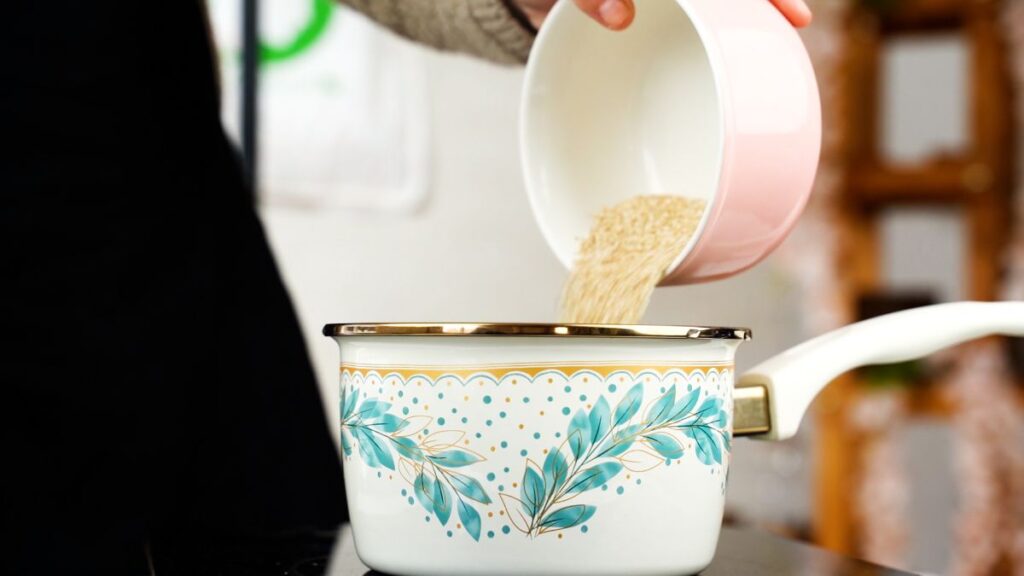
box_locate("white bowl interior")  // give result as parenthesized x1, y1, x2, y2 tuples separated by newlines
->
(522, 0, 723, 270)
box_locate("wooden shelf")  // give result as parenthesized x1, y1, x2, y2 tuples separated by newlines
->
(867, 0, 988, 32)
(846, 160, 992, 204)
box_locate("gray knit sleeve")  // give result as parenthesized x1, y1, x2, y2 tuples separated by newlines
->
(339, 0, 536, 65)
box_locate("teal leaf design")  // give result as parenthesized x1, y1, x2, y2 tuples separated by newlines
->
(521, 464, 545, 518)
(414, 471, 435, 512)
(391, 436, 424, 462)
(687, 426, 722, 465)
(566, 461, 623, 495)
(613, 383, 644, 426)
(539, 504, 596, 532)
(428, 449, 484, 468)
(588, 397, 611, 445)
(341, 389, 358, 420)
(433, 478, 453, 525)
(394, 415, 431, 437)
(457, 498, 482, 541)
(698, 396, 724, 418)
(669, 388, 700, 421)
(448, 471, 491, 504)
(352, 428, 380, 468)
(368, 413, 405, 433)
(360, 428, 396, 470)
(543, 448, 569, 496)
(645, 433, 684, 459)
(646, 388, 676, 424)
(340, 429, 353, 457)
(601, 424, 642, 457)
(710, 409, 729, 428)
(343, 371, 732, 542)
(567, 409, 592, 461)
(358, 399, 391, 419)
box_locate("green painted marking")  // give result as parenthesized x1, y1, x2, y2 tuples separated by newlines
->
(259, 0, 334, 64)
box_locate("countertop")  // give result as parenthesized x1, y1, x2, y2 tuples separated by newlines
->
(225, 524, 918, 575)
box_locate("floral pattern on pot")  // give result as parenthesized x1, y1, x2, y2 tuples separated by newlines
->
(340, 364, 731, 542)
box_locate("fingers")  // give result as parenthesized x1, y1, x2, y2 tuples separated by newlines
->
(768, 0, 813, 27)
(572, 0, 636, 31)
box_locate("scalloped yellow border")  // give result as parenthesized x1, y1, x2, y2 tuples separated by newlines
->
(341, 362, 732, 381)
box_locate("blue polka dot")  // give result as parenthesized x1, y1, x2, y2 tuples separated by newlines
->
(581, 525, 589, 534)
(616, 486, 625, 495)
(451, 408, 458, 414)
(555, 432, 561, 438)
(562, 407, 571, 415)
(401, 489, 407, 496)
(547, 396, 554, 402)
(579, 394, 587, 401)
(475, 432, 482, 438)
(522, 397, 530, 403)
(483, 395, 492, 404)
(487, 472, 496, 481)
(486, 419, 493, 427)
(503, 467, 510, 473)
(498, 484, 505, 491)
(564, 386, 572, 393)
(413, 398, 419, 405)
(608, 384, 617, 393)
(500, 441, 508, 448)
(447, 530, 453, 538)
(398, 391, 405, 398)
(520, 449, 528, 457)
(377, 471, 382, 478)
(462, 417, 468, 424)
(659, 387, 666, 394)
(408, 496, 415, 505)
(438, 417, 446, 426)
(636, 479, 642, 485)
(438, 392, 445, 399)
(487, 531, 495, 539)
(502, 526, 511, 535)
(601, 484, 608, 491)
(499, 411, 507, 419)
(402, 407, 410, 415)
(422, 429, 430, 435)
(425, 516, 430, 522)
(533, 432, 541, 439)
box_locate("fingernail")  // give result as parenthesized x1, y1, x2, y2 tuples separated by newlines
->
(599, 0, 632, 30)
(791, 0, 813, 26)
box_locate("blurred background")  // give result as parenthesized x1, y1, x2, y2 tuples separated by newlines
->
(207, 0, 1024, 573)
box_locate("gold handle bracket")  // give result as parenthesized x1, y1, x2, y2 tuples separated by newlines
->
(733, 385, 772, 437)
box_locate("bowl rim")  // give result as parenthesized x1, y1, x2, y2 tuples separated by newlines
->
(322, 323, 751, 340)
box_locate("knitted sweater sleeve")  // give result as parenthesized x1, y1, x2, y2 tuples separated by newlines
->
(339, 0, 536, 65)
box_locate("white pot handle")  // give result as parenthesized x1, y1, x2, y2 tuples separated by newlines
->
(738, 301, 1024, 441)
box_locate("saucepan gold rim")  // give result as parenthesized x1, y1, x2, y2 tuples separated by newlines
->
(322, 323, 751, 340)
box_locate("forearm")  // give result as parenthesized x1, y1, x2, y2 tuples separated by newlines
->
(339, 0, 535, 65)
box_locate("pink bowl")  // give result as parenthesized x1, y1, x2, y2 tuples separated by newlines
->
(521, 0, 822, 284)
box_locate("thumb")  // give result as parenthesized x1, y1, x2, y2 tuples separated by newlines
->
(572, 0, 635, 31)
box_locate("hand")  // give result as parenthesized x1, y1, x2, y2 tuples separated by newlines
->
(514, 0, 812, 31)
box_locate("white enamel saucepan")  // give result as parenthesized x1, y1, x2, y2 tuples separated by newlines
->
(323, 302, 1024, 576)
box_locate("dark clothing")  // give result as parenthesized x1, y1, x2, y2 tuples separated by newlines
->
(2, 2, 346, 574)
